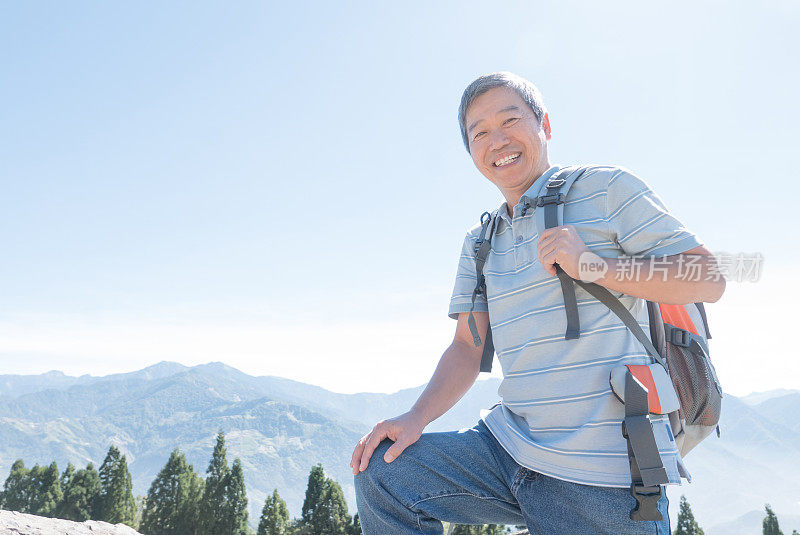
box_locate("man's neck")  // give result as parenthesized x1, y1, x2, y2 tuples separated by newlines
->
(503, 161, 551, 217)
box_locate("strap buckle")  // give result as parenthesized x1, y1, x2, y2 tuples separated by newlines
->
(535, 193, 565, 207)
(668, 327, 691, 348)
(546, 177, 567, 188)
(629, 483, 663, 521)
(519, 196, 533, 216)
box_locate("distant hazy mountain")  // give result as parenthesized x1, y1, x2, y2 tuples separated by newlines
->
(0, 361, 190, 399)
(0, 362, 798, 532)
(669, 392, 800, 532)
(0, 362, 363, 528)
(751, 392, 800, 433)
(0, 361, 502, 530)
(740, 388, 800, 406)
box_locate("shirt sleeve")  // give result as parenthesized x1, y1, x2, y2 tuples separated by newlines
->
(448, 230, 488, 319)
(606, 168, 703, 257)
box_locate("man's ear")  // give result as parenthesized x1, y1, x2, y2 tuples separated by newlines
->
(542, 113, 552, 140)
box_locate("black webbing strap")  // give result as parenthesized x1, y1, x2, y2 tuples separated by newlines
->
(479, 327, 494, 373)
(539, 171, 581, 339)
(622, 372, 666, 521)
(623, 373, 670, 487)
(574, 280, 671, 522)
(467, 210, 499, 372)
(573, 280, 667, 370)
(532, 166, 676, 521)
(663, 323, 709, 355)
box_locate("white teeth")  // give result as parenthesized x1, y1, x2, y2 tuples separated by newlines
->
(494, 153, 520, 167)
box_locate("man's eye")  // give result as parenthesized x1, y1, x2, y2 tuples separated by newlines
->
(473, 132, 486, 141)
(503, 118, 519, 126)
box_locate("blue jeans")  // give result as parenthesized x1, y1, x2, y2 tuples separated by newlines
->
(354, 419, 670, 534)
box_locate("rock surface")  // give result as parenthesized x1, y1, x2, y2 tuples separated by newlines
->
(0, 510, 143, 535)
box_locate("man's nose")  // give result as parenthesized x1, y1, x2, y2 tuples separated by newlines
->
(488, 129, 510, 151)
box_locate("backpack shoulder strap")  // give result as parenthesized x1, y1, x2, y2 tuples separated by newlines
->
(574, 280, 667, 369)
(532, 165, 585, 235)
(530, 166, 587, 340)
(467, 209, 499, 372)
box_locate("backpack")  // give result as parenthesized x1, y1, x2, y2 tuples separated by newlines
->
(466, 166, 723, 522)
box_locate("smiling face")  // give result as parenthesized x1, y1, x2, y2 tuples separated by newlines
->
(465, 86, 552, 203)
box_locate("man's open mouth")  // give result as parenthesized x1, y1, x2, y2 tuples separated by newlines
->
(493, 153, 521, 167)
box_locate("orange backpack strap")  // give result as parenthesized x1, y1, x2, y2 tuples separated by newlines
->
(658, 304, 698, 335)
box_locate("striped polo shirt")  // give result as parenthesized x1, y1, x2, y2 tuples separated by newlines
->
(449, 164, 700, 487)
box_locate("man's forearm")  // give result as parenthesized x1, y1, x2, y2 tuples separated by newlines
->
(595, 253, 726, 304)
(408, 340, 482, 427)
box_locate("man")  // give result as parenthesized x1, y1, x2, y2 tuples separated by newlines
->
(350, 72, 725, 534)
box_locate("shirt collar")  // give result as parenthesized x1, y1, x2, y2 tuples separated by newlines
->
(495, 164, 564, 229)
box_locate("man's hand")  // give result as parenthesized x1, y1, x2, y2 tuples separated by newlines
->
(348, 313, 486, 476)
(537, 224, 589, 279)
(350, 411, 426, 475)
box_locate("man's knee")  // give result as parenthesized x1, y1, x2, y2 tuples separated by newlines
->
(354, 438, 395, 490)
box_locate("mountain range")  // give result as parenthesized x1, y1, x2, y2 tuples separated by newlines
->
(0, 361, 797, 534)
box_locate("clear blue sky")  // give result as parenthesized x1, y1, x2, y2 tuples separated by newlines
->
(1, 1, 798, 395)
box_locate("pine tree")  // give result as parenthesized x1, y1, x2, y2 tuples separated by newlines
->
(257, 489, 290, 535)
(183, 474, 204, 534)
(674, 495, 704, 535)
(57, 462, 102, 521)
(763, 504, 784, 535)
(54, 462, 76, 518)
(98, 445, 136, 526)
(59, 463, 75, 495)
(82, 463, 103, 520)
(224, 458, 249, 535)
(314, 478, 350, 535)
(200, 430, 231, 535)
(451, 526, 482, 535)
(348, 512, 361, 535)
(28, 461, 63, 517)
(301, 464, 326, 528)
(140, 448, 204, 535)
(451, 525, 506, 534)
(0, 459, 30, 512)
(134, 495, 147, 531)
(289, 518, 313, 535)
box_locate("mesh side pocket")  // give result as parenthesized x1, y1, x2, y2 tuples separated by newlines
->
(666, 342, 721, 427)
